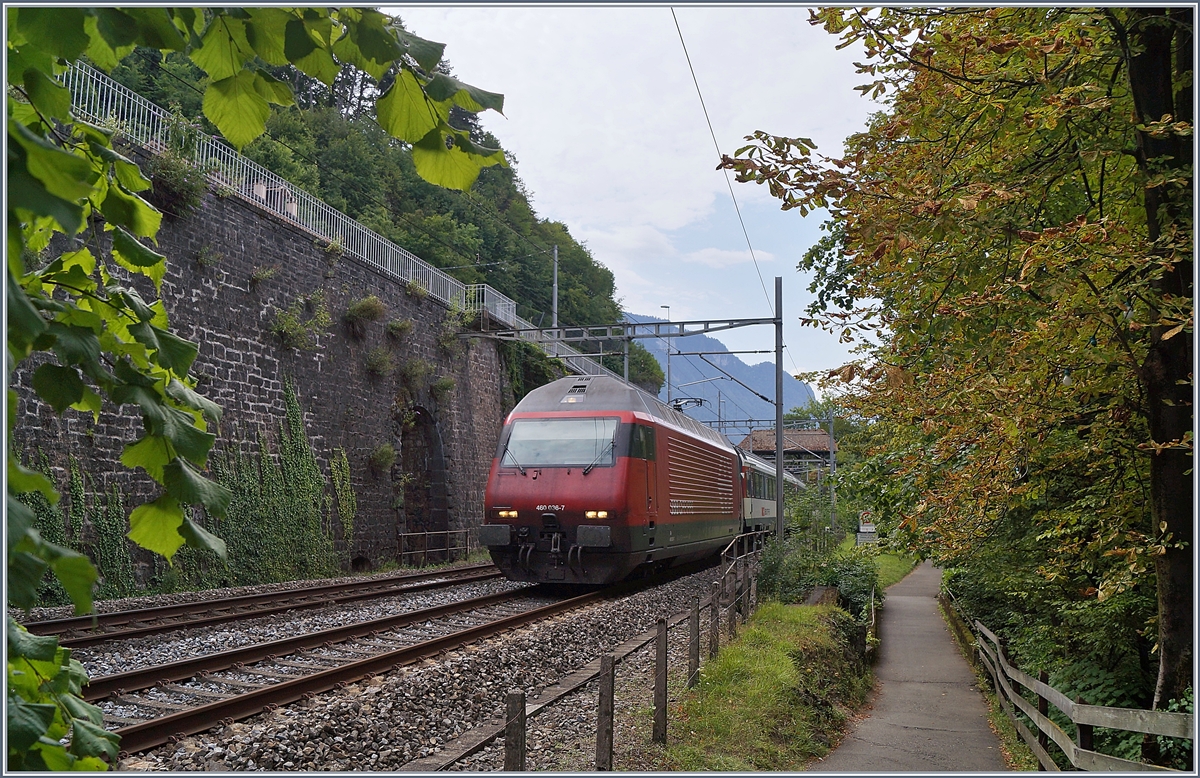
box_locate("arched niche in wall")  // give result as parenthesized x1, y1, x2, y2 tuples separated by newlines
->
(395, 405, 449, 562)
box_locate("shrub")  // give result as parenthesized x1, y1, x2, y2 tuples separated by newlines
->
(387, 318, 414, 340)
(270, 291, 330, 350)
(344, 294, 387, 338)
(430, 376, 455, 400)
(401, 358, 433, 387)
(145, 149, 207, 217)
(405, 278, 428, 299)
(365, 346, 395, 377)
(250, 265, 278, 288)
(194, 245, 222, 267)
(369, 443, 396, 477)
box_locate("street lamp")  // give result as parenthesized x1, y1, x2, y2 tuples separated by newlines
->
(660, 305, 671, 403)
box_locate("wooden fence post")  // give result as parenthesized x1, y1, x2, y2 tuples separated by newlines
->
(653, 618, 667, 744)
(688, 597, 700, 688)
(595, 654, 615, 771)
(708, 581, 719, 658)
(1037, 670, 1049, 770)
(505, 689, 526, 771)
(1076, 695, 1094, 753)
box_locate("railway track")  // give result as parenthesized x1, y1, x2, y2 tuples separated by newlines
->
(25, 564, 501, 648)
(95, 584, 615, 756)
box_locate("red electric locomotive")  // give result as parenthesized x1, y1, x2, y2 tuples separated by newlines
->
(478, 374, 783, 584)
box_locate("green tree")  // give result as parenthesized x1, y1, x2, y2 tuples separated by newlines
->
(722, 7, 1192, 724)
(7, 7, 504, 769)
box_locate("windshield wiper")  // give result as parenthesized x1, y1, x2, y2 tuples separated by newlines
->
(502, 446, 526, 475)
(582, 439, 615, 475)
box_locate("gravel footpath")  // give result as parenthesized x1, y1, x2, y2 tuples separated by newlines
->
(111, 568, 723, 771)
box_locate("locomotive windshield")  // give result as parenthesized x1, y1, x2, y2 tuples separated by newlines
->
(504, 417, 620, 467)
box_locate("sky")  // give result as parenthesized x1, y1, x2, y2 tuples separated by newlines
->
(387, 5, 881, 386)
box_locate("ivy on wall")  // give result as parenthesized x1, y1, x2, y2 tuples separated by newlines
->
(167, 380, 341, 590)
(499, 340, 567, 404)
(330, 448, 356, 561)
(14, 454, 137, 606)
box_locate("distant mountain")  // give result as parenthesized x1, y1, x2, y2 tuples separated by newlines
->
(624, 313, 816, 441)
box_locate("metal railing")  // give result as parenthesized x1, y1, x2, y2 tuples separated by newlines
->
(62, 61, 623, 381)
(397, 530, 473, 567)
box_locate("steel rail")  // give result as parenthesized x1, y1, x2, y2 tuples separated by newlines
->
(110, 587, 610, 756)
(29, 564, 500, 648)
(83, 586, 531, 702)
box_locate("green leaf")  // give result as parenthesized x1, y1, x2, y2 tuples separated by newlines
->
(252, 69, 295, 107)
(127, 495, 186, 560)
(31, 363, 85, 413)
(244, 8, 291, 66)
(163, 459, 231, 518)
(395, 28, 445, 73)
(84, 13, 137, 72)
(48, 550, 98, 615)
(8, 619, 62, 662)
(8, 493, 37, 546)
(411, 128, 501, 191)
(161, 406, 216, 465)
(93, 8, 138, 49)
(120, 435, 171, 483)
(14, 7, 90, 61)
(8, 454, 58, 502)
(424, 73, 504, 114)
(7, 266, 49, 347)
(284, 17, 339, 86)
(89, 141, 151, 192)
(100, 185, 162, 241)
(190, 14, 251, 81)
(10, 120, 95, 203)
(6, 699, 58, 753)
(179, 515, 228, 560)
(377, 70, 438, 144)
(45, 322, 102, 368)
(60, 247, 97, 277)
(68, 718, 120, 761)
(58, 695, 103, 727)
(69, 387, 102, 422)
(7, 168, 85, 236)
(203, 70, 270, 150)
(165, 378, 222, 423)
(7, 550, 49, 610)
(125, 7, 187, 51)
(22, 68, 73, 123)
(33, 743, 74, 771)
(129, 321, 197, 375)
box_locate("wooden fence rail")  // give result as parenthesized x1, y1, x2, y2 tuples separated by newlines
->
(942, 590, 1193, 772)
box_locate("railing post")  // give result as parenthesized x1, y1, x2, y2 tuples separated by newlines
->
(505, 689, 526, 771)
(1076, 695, 1093, 753)
(688, 597, 700, 688)
(653, 618, 667, 744)
(708, 582, 719, 658)
(1037, 670, 1049, 770)
(595, 654, 615, 771)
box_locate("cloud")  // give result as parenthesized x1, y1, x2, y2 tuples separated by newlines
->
(387, 5, 878, 375)
(679, 247, 776, 269)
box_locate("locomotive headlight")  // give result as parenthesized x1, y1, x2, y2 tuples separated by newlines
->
(498, 510, 519, 519)
(585, 510, 609, 519)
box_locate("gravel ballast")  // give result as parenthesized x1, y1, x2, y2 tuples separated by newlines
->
(110, 567, 726, 771)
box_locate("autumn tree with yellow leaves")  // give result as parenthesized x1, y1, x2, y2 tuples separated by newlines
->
(723, 6, 1192, 745)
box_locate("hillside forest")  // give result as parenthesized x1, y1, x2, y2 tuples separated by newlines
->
(109, 37, 664, 393)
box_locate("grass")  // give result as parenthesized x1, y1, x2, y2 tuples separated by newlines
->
(664, 603, 872, 771)
(876, 551, 918, 588)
